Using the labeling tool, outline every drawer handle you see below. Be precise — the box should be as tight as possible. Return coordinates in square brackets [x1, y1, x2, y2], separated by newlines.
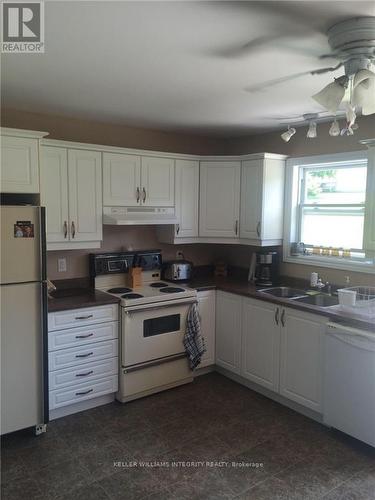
[75, 333, 94, 339]
[75, 352, 93, 358]
[76, 370, 94, 377]
[75, 389, 93, 396]
[75, 314, 93, 320]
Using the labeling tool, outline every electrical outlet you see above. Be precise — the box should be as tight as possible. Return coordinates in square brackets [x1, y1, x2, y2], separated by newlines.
[176, 251, 184, 259]
[58, 258, 67, 273]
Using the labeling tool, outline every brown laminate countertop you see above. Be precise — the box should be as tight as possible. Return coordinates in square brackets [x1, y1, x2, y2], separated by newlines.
[48, 288, 119, 313]
[187, 276, 375, 332]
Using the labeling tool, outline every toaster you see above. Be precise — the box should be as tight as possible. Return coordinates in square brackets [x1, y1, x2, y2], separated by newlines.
[162, 260, 193, 282]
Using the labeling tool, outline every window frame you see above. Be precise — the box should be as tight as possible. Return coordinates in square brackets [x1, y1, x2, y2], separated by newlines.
[284, 150, 375, 274]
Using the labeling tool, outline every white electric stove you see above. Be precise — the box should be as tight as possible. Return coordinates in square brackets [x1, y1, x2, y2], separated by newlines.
[90, 251, 195, 402]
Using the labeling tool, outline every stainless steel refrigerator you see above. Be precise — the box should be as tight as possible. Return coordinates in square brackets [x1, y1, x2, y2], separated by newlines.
[1, 205, 48, 435]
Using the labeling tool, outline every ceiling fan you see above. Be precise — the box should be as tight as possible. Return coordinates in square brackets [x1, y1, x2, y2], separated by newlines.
[241, 17, 375, 116]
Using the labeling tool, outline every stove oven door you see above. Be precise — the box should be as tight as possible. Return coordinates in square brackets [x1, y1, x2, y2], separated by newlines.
[121, 300, 194, 368]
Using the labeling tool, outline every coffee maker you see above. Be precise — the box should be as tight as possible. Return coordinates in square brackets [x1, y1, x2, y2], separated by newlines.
[249, 251, 280, 286]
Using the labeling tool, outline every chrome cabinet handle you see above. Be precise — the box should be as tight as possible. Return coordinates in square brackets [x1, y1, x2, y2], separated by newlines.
[142, 187, 146, 203]
[136, 187, 140, 203]
[176, 224, 180, 235]
[235, 220, 239, 235]
[281, 309, 285, 327]
[256, 222, 261, 238]
[71, 221, 76, 238]
[75, 352, 93, 358]
[75, 389, 93, 396]
[76, 370, 94, 377]
[63, 221, 68, 238]
[75, 333, 94, 339]
[75, 314, 93, 320]
[275, 307, 279, 325]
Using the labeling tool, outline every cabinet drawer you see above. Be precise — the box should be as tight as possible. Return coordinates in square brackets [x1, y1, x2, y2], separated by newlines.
[49, 358, 118, 390]
[48, 340, 118, 371]
[48, 304, 118, 331]
[48, 321, 118, 351]
[49, 375, 118, 410]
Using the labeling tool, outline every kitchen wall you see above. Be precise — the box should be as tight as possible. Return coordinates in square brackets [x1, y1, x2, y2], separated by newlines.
[1, 108, 229, 155]
[47, 225, 217, 280]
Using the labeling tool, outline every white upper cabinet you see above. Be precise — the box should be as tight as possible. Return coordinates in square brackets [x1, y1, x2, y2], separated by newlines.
[141, 157, 175, 206]
[199, 161, 241, 238]
[279, 307, 325, 412]
[241, 297, 280, 392]
[0, 129, 48, 193]
[67, 149, 102, 242]
[175, 159, 199, 238]
[40, 147, 69, 243]
[240, 155, 285, 245]
[103, 153, 141, 206]
[40, 145, 102, 250]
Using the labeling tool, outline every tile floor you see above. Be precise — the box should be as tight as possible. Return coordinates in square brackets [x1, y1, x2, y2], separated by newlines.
[1, 373, 374, 500]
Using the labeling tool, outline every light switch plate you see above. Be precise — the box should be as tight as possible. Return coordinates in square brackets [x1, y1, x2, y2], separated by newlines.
[58, 258, 67, 273]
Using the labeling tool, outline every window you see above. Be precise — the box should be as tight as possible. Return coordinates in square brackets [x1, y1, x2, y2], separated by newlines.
[284, 150, 375, 274]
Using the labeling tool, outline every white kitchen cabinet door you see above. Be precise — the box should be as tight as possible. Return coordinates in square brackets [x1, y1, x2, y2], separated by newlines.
[175, 159, 199, 238]
[40, 147, 69, 243]
[199, 161, 241, 238]
[241, 298, 280, 392]
[216, 291, 242, 374]
[67, 149, 102, 242]
[240, 157, 285, 244]
[1, 136, 39, 193]
[103, 152, 141, 207]
[280, 308, 326, 412]
[141, 156, 175, 206]
[197, 290, 216, 368]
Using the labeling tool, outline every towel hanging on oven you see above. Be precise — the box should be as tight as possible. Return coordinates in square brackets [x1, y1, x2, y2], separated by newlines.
[184, 303, 206, 370]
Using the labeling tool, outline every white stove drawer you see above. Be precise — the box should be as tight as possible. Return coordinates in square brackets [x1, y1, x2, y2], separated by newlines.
[48, 321, 118, 352]
[49, 357, 118, 390]
[48, 304, 118, 331]
[48, 340, 118, 371]
[49, 375, 118, 410]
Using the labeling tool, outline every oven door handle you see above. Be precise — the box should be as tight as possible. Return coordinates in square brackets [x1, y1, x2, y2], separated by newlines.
[123, 352, 187, 373]
[124, 299, 197, 314]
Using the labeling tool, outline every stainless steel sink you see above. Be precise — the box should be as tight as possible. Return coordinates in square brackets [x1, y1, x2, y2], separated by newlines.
[258, 287, 308, 299]
[293, 294, 339, 307]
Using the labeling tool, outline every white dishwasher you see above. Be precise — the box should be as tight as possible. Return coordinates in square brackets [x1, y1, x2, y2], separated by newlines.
[324, 322, 375, 447]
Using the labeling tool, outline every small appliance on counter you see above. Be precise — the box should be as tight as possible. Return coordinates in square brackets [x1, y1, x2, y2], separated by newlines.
[162, 259, 193, 282]
[249, 250, 280, 286]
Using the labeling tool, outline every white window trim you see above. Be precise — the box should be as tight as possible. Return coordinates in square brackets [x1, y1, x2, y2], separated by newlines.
[283, 150, 375, 275]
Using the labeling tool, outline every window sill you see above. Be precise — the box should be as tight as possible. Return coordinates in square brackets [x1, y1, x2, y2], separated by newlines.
[283, 254, 375, 274]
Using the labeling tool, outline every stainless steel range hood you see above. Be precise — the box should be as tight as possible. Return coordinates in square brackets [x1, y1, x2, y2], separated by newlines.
[103, 206, 178, 225]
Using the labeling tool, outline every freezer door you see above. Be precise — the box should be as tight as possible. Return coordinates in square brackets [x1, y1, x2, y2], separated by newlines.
[0, 206, 42, 284]
[1, 282, 44, 434]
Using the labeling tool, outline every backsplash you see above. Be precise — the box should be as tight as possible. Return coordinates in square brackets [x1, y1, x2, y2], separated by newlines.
[47, 225, 218, 280]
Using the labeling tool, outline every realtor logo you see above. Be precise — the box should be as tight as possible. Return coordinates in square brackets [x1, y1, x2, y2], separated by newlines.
[1, 1, 44, 53]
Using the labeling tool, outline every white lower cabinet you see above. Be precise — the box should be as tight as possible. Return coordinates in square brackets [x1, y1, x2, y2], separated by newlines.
[48, 305, 119, 417]
[197, 290, 216, 368]
[215, 291, 242, 374]
[241, 298, 280, 392]
[279, 308, 325, 412]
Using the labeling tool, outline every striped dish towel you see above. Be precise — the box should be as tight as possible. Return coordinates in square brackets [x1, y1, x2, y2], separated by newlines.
[184, 302, 206, 370]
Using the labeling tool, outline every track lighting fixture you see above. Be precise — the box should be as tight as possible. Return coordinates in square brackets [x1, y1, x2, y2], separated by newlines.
[329, 119, 340, 137]
[306, 121, 317, 138]
[280, 126, 296, 142]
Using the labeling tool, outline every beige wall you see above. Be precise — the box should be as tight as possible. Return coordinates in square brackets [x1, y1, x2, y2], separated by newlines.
[1, 108, 228, 155]
[47, 225, 216, 280]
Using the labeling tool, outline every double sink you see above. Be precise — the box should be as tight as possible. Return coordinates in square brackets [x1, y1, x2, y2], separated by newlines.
[258, 286, 339, 308]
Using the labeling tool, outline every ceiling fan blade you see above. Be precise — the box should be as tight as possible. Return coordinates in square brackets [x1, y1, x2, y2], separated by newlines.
[245, 64, 343, 93]
[213, 34, 284, 58]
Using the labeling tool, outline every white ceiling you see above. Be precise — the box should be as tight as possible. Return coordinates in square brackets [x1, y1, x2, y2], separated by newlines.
[2, 1, 374, 136]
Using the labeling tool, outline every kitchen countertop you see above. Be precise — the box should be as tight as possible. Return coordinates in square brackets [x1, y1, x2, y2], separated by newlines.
[187, 275, 375, 332]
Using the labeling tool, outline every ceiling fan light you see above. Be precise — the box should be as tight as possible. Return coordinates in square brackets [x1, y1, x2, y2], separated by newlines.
[306, 121, 317, 139]
[352, 69, 375, 115]
[312, 80, 346, 113]
[281, 127, 296, 142]
[329, 119, 340, 137]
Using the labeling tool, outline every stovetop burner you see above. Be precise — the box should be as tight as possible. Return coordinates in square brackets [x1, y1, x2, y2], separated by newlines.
[107, 287, 133, 294]
[159, 287, 185, 293]
[149, 282, 168, 288]
[121, 293, 144, 299]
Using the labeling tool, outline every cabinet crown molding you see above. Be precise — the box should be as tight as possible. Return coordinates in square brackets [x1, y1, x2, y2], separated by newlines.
[1, 127, 49, 139]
